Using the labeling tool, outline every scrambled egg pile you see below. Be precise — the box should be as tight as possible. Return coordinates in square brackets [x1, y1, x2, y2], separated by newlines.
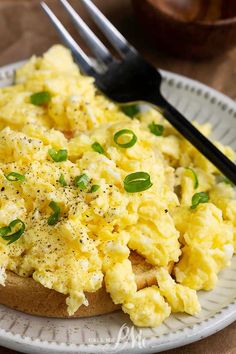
[0, 45, 235, 327]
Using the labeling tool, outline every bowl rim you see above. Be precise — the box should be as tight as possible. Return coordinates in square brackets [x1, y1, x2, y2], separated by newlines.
[142, 0, 236, 27]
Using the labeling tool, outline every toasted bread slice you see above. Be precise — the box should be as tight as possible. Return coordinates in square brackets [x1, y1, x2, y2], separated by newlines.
[0, 251, 173, 318]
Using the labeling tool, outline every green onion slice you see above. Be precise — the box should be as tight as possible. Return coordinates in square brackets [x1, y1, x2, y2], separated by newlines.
[114, 129, 137, 148]
[48, 148, 68, 162]
[91, 142, 105, 154]
[223, 177, 234, 186]
[0, 219, 25, 245]
[89, 185, 100, 193]
[74, 174, 89, 190]
[121, 105, 140, 118]
[0, 226, 10, 237]
[47, 201, 61, 225]
[30, 91, 51, 106]
[124, 172, 153, 193]
[59, 174, 67, 187]
[185, 168, 199, 189]
[5, 172, 25, 182]
[191, 192, 209, 209]
[148, 122, 164, 136]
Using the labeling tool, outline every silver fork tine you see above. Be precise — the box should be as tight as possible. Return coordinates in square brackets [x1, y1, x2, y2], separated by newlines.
[41, 2, 95, 75]
[80, 0, 136, 57]
[58, 0, 114, 65]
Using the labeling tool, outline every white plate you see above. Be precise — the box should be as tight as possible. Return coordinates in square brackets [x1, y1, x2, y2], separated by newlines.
[0, 61, 236, 354]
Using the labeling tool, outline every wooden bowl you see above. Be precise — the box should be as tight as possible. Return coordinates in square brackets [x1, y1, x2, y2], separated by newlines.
[132, 0, 236, 58]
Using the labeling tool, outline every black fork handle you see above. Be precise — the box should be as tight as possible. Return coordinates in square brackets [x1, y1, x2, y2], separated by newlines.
[148, 95, 236, 185]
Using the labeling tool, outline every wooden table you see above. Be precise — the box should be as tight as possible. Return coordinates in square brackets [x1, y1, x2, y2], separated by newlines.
[0, 0, 236, 353]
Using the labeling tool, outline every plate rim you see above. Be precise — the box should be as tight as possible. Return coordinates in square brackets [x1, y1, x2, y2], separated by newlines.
[0, 60, 235, 354]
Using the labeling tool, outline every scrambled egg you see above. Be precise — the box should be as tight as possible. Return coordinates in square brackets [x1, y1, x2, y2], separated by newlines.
[0, 45, 235, 326]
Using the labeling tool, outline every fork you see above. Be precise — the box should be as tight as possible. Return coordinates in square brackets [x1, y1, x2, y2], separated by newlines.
[41, 0, 236, 184]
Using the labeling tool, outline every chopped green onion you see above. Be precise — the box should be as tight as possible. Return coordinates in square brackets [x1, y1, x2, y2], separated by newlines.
[114, 129, 137, 148]
[185, 168, 199, 189]
[148, 122, 164, 136]
[74, 174, 89, 190]
[91, 142, 105, 154]
[0, 226, 10, 237]
[30, 91, 51, 106]
[191, 192, 209, 209]
[121, 104, 140, 118]
[124, 172, 153, 193]
[89, 185, 100, 193]
[47, 201, 61, 225]
[0, 219, 25, 245]
[5, 172, 25, 182]
[48, 148, 68, 162]
[223, 177, 234, 186]
[59, 174, 67, 187]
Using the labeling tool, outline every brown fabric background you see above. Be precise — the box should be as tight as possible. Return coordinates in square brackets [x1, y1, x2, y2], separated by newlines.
[0, 0, 236, 353]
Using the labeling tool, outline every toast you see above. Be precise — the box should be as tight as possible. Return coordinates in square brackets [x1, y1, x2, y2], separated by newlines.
[0, 251, 173, 317]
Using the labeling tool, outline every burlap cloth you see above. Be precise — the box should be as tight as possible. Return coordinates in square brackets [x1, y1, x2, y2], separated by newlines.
[0, 1, 236, 353]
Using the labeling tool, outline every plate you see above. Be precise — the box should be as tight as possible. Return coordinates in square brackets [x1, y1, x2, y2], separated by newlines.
[0, 61, 236, 354]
